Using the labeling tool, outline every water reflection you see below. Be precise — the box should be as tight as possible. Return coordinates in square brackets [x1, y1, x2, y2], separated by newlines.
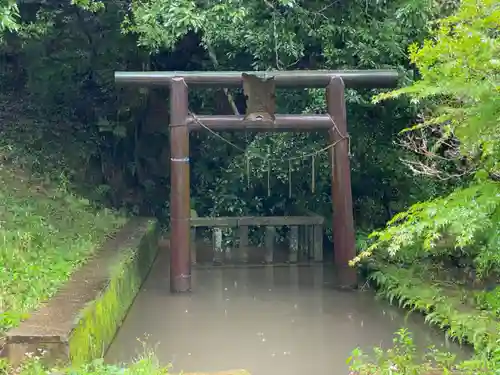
[105, 257, 469, 374]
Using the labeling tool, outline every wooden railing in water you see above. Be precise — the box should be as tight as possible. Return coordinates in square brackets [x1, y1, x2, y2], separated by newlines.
[189, 216, 324, 265]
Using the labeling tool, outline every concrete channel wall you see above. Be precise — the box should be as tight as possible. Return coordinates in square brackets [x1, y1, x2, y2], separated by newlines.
[3, 217, 160, 367]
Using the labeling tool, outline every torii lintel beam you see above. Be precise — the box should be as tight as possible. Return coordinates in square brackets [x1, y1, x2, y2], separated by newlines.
[114, 70, 400, 89]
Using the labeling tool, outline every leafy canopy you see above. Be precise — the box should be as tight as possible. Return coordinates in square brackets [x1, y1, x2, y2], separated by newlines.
[354, 0, 500, 277]
[124, 0, 442, 68]
[374, 0, 500, 174]
[1, 0, 454, 231]
[0, 0, 18, 33]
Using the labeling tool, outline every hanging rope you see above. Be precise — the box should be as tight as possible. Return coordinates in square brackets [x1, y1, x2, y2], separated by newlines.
[311, 154, 315, 193]
[188, 111, 350, 164]
[267, 145, 271, 197]
[246, 155, 251, 188]
[188, 111, 350, 196]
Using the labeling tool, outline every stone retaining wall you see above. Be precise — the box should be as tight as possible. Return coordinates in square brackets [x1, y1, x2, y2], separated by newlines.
[3, 217, 160, 367]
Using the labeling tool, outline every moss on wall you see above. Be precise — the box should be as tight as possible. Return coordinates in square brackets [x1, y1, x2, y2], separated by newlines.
[68, 219, 159, 365]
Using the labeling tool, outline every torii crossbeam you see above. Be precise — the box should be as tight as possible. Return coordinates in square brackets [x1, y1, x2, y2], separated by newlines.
[114, 70, 399, 292]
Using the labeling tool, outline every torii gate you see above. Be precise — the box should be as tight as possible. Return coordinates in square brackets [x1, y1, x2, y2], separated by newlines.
[114, 70, 399, 292]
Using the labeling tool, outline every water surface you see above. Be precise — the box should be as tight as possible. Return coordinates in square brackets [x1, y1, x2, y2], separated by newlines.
[105, 253, 468, 374]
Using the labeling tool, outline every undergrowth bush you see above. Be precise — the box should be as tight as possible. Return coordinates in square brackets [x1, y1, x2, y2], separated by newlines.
[475, 287, 500, 318]
[348, 328, 498, 374]
[354, 181, 500, 278]
[0, 352, 169, 375]
[369, 265, 500, 352]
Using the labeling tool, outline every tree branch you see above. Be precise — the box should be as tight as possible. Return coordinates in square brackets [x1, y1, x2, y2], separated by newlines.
[205, 42, 239, 115]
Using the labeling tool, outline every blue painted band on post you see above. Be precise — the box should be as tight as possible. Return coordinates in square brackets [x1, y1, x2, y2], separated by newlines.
[171, 157, 190, 162]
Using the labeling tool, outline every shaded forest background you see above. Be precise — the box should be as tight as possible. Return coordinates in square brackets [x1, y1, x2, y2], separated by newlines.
[0, 0, 458, 239]
[2, 1, 500, 371]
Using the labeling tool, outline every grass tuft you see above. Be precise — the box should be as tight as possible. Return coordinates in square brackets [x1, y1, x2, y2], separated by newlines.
[0, 157, 126, 334]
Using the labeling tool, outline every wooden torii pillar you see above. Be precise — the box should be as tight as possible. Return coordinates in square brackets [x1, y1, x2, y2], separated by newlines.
[114, 70, 399, 292]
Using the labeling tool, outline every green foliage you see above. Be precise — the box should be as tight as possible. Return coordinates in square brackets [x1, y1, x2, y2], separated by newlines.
[1, 0, 105, 36]
[354, 181, 500, 277]
[351, 3, 500, 368]
[355, 264, 500, 372]
[125, 0, 443, 68]
[0, 0, 451, 232]
[368, 264, 500, 353]
[0, 353, 169, 375]
[3, 0, 495, 373]
[0, 150, 126, 334]
[0, 0, 18, 34]
[348, 328, 497, 374]
[374, 0, 500, 174]
[355, 0, 500, 280]
[475, 286, 500, 318]
[123, 0, 451, 229]
[70, 0, 105, 13]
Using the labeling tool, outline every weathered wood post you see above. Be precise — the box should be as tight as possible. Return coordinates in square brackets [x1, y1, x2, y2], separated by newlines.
[213, 228, 223, 264]
[264, 226, 276, 263]
[224, 229, 233, 262]
[307, 225, 314, 259]
[169, 77, 191, 293]
[190, 209, 198, 265]
[288, 226, 299, 263]
[327, 76, 357, 288]
[190, 227, 197, 265]
[313, 224, 323, 262]
[238, 225, 249, 263]
[298, 226, 306, 260]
